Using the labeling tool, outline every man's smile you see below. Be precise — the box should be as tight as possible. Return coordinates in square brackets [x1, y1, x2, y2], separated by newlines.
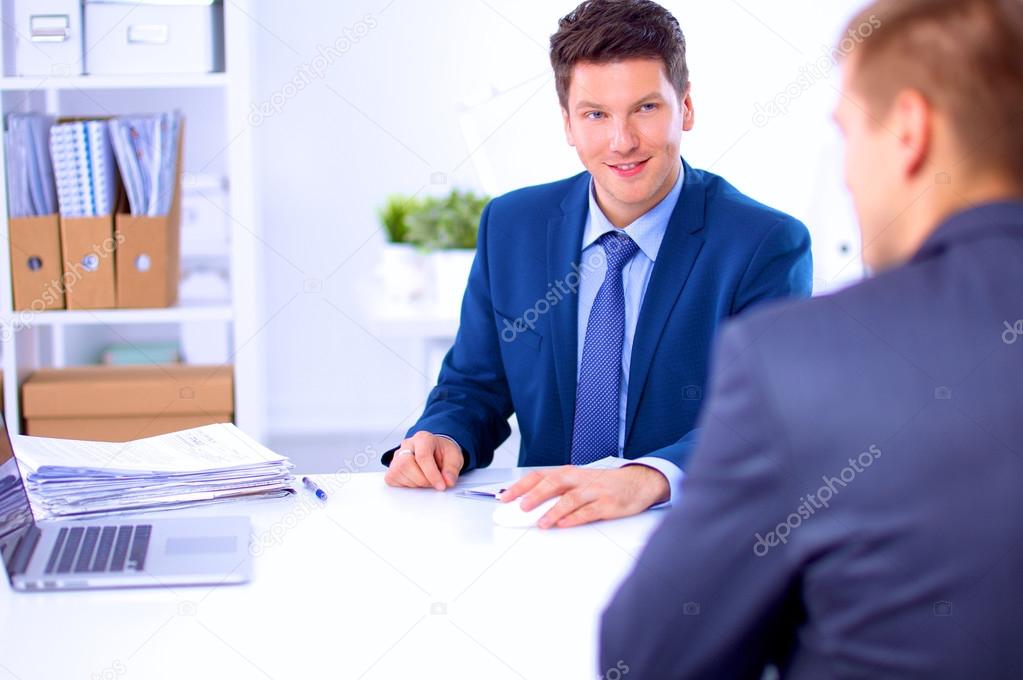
[606, 158, 650, 177]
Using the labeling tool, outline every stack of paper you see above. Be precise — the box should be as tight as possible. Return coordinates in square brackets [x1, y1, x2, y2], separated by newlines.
[14, 424, 295, 519]
[109, 111, 182, 216]
[4, 113, 58, 217]
[49, 120, 118, 217]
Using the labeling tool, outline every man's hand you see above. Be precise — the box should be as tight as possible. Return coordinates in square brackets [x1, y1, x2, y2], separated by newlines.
[383, 431, 464, 491]
[499, 464, 670, 529]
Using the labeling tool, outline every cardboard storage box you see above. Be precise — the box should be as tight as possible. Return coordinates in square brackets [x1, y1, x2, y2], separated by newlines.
[26, 414, 230, 441]
[22, 364, 233, 442]
[54, 115, 119, 310]
[114, 120, 184, 309]
[84, 0, 224, 75]
[59, 214, 117, 309]
[9, 214, 66, 311]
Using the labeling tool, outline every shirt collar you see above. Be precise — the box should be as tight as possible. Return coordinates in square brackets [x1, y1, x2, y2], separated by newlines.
[582, 162, 685, 262]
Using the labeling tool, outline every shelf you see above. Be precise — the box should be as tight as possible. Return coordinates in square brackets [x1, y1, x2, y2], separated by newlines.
[0, 73, 228, 91]
[0, 1, 264, 440]
[4, 304, 233, 327]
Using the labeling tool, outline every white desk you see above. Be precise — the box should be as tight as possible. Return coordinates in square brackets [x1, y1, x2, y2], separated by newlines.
[0, 469, 664, 679]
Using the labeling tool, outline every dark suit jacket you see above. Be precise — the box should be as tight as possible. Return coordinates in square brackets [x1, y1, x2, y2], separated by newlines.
[384, 159, 812, 471]
[601, 201, 1023, 678]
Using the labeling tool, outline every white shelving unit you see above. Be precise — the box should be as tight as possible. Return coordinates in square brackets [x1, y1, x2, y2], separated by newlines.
[0, 3, 266, 441]
[0, 73, 229, 91]
[10, 304, 235, 327]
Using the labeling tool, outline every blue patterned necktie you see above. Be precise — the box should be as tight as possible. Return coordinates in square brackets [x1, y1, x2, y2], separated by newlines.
[570, 231, 640, 465]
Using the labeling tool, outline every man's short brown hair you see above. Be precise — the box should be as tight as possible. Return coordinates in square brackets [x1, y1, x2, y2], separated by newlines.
[549, 0, 688, 109]
[844, 0, 1023, 183]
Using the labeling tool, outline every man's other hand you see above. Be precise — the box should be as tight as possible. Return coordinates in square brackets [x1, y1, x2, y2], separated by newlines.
[499, 464, 669, 528]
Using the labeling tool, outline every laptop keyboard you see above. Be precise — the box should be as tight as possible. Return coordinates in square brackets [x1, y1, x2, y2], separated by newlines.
[44, 525, 152, 574]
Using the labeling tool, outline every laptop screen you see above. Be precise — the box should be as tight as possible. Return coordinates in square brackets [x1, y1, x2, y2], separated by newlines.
[0, 416, 35, 572]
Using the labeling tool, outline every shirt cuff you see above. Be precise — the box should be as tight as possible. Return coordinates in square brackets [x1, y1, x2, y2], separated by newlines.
[434, 433, 462, 449]
[623, 457, 685, 507]
[385, 434, 461, 465]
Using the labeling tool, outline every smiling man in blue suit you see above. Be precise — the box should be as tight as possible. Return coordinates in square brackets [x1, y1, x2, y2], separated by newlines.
[383, 0, 812, 527]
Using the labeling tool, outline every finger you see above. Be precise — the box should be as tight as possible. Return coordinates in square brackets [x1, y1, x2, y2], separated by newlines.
[554, 500, 606, 529]
[521, 468, 575, 511]
[383, 453, 407, 486]
[500, 471, 545, 503]
[386, 455, 430, 488]
[439, 443, 463, 488]
[385, 439, 415, 470]
[385, 462, 419, 487]
[411, 435, 446, 491]
[384, 460, 424, 487]
[538, 491, 592, 529]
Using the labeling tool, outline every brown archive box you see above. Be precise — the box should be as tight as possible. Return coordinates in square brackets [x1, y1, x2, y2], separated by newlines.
[22, 364, 233, 442]
[26, 414, 230, 442]
[60, 214, 117, 309]
[9, 214, 65, 310]
[54, 115, 119, 310]
[115, 120, 185, 309]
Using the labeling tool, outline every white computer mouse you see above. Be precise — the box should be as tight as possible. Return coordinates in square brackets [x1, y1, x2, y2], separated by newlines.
[492, 496, 561, 528]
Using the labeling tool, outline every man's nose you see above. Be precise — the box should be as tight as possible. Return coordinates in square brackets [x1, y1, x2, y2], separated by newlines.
[609, 119, 639, 154]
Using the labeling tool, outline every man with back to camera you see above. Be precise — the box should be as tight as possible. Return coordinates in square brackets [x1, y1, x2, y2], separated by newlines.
[382, 0, 813, 528]
[601, 0, 1023, 676]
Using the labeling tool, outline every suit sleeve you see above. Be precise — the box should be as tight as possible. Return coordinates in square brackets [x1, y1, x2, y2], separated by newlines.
[600, 320, 801, 679]
[381, 201, 514, 472]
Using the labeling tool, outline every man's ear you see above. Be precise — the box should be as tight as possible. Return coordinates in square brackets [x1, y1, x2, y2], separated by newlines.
[682, 86, 695, 132]
[562, 107, 576, 147]
[892, 89, 931, 178]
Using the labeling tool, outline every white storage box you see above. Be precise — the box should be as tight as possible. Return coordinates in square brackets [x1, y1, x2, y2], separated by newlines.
[6, 0, 84, 76]
[83, 0, 223, 75]
[180, 175, 230, 259]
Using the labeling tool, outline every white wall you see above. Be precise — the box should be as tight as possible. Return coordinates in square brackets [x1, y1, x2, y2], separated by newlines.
[247, 0, 870, 436]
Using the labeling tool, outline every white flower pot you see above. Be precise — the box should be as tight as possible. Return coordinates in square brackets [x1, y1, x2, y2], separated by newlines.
[428, 248, 475, 317]
[375, 243, 428, 313]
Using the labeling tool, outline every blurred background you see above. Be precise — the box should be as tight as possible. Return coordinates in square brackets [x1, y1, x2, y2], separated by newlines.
[251, 0, 868, 468]
[0, 0, 871, 471]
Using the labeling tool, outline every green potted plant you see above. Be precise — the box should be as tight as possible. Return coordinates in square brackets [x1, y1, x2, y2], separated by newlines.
[378, 189, 489, 314]
[379, 193, 416, 245]
[377, 194, 428, 309]
[402, 189, 486, 250]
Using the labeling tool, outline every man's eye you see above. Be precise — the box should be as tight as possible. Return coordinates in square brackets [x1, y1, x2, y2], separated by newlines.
[585, 111, 605, 120]
[639, 103, 658, 112]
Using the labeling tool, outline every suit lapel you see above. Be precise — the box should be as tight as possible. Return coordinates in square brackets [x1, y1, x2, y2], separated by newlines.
[624, 161, 707, 445]
[548, 173, 590, 457]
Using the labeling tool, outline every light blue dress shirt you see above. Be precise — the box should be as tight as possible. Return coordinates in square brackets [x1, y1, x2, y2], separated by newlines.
[576, 164, 686, 503]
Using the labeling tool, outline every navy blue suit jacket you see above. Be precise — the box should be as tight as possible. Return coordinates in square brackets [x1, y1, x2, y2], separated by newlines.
[384, 160, 812, 472]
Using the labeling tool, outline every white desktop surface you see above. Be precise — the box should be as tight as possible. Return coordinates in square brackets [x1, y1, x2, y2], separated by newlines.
[0, 469, 665, 679]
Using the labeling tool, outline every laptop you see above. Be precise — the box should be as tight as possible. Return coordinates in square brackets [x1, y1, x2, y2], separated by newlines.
[0, 416, 252, 591]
